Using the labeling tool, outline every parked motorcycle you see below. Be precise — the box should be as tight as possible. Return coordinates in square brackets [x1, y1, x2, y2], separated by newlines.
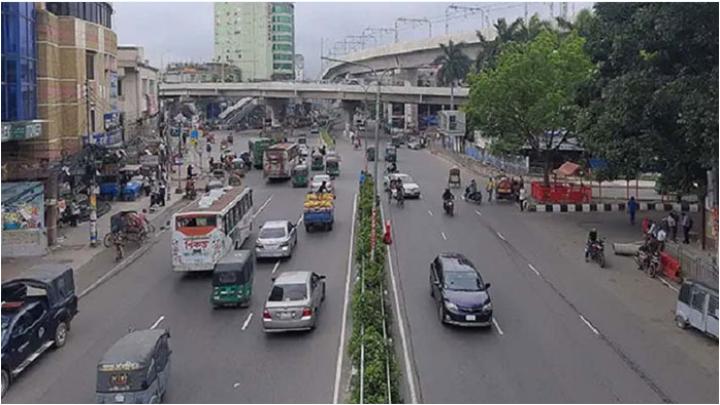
[635, 246, 661, 278]
[443, 198, 455, 216]
[586, 239, 606, 268]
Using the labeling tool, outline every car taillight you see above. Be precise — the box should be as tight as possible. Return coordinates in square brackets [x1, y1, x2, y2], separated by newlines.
[263, 309, 272, 319]
[302, 307, 312, 317]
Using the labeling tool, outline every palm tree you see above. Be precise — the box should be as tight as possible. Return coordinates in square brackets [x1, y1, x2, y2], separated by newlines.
[475, 14, 555, 72]
[556, 9, 596, 38]
[434, 40, 472, 110]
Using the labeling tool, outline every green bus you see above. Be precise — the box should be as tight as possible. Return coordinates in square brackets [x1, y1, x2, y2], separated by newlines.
[248, 138, 275, 169]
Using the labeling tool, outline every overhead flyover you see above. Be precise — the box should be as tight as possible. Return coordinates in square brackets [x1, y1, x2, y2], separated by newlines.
[158, 81, 469, 106]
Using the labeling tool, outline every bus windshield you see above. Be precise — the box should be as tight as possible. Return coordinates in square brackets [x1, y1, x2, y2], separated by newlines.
[176, 215, 217, 229]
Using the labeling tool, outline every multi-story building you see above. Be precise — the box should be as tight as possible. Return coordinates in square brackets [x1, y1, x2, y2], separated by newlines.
[294, 54, 304, 81]
[162, 62, 242, 84]
[214, 2, 294, 81]
[117, 45, 158, 139]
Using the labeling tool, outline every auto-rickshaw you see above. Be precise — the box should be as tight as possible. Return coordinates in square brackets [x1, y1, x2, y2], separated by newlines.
[675, 279, 718, 339]
[448, 166, 461, 188]
[298, 136, 307, 145]
[292, 164, 309, 187]
[96, 328, 171, 404]
[366, 146, 376, 162]
[231, 158, 246, 177]
[311, 154, 325, 171]
[384, 146, 397, 163]
[495, 176, 514, 200]
[211, 249, 255, 308]
[226, 134, 234, 144]
[326, 156, 340, 178]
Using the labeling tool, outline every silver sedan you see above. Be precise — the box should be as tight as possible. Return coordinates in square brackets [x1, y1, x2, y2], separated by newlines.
[262, 271, 326, 333]
[255, 220, 298, 259]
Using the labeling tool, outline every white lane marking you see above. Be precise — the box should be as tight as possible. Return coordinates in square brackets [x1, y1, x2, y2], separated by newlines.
[297, 213, 304, 225]
[150, 315, 165, 330]
[496, 231, 506, 241]
[659, 277, 679, 292]
[380, 204, 419, 404]
[333, 193, 357, 404]
[492, 317, 504, 336]
[475, 210, 482, 216]
[271, 260, 281, 275]
[579, 315, 600, 335]
[233, 382, 241, 389]
[252, 195, 273, 219]
[528, 263, 540, 276]
[241, 313, 254, 331]
[427, 210, 433, 216]
[441, 232, 447, 240]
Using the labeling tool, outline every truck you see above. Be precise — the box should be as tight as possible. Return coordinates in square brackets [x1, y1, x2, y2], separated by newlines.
[2, 265, 78, 397]
[248, 138, 275, 169]
[303, 192, 334, 232]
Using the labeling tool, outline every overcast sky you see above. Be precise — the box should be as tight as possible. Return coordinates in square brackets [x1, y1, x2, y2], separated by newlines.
[113, 1, 593, 79]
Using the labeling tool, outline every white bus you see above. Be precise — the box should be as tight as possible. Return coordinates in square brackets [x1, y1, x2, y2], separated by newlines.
[171, 186, 253, 272]
[263, 143, 299, 180]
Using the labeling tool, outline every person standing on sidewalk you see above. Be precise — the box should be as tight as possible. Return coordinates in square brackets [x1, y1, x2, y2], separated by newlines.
[628, 196, 639, 225]
[666, 213, 677, 242]
[486, 178, 495, 202]
[681, 212, 693, 244]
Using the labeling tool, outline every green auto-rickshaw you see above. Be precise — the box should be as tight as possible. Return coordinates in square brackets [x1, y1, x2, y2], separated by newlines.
[292, 164, 309, 187]
[326, 156, 340, 178]
[384, 146, 397, 163]
[211, 249, 255, 308]
[366, 146, 376, 162]
[311, 154, 325, 171]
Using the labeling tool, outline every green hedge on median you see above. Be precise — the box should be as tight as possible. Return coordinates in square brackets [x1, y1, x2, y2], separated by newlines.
[348, 178, 401, 404]
[321, 128, 335, 148]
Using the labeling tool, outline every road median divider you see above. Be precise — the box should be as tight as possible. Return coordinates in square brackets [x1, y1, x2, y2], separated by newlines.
[348, 178, 401, 403]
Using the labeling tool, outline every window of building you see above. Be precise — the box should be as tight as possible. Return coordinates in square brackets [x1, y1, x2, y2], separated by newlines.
[274, 53, 293, 61]
[86, 51, 95, 80]
[273, 63, 292, 71]
[272, 24, 292, 33]
[1, 2, 37, 121]
[117, 78, 123, 96]
[273, 34, 292, 42]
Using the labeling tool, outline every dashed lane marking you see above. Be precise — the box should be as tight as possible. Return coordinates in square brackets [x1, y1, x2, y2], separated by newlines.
[272, 260, 281, 275]
[253, 195, 273, 219]
[150, 315, 165, 330]
[441, 232, 447, 241]
[658, 277, 679, 292]
[241, 313, 253, 331]
[475, 210, 482, 216]
[528, 264, 540, 276]
[492, 317, 504, 335]
[496, 231, 506, 241]
[579, 315, 600, 335]
[427, 210, 434, 216]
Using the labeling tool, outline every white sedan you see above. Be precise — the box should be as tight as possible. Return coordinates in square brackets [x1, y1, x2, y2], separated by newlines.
[310, 174, 334, 193]
[383, 173, 421, 198]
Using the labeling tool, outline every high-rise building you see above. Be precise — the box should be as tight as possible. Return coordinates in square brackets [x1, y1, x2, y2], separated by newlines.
[294, 54, 304, 81]
[214, 2, 295, 81]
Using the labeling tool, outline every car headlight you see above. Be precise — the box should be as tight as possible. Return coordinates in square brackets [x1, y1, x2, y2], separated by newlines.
[482, 302, 493, 312]
[256, 243, 263, 249]
[444, 301, 458, 311]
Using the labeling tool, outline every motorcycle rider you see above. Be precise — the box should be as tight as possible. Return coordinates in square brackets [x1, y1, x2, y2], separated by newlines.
[585, 228, 599, 259]
[465, 179, 478, 199]
[443, 188, 455, 202]
[388, 162, 398, 174]
[395, 179, 404, 205]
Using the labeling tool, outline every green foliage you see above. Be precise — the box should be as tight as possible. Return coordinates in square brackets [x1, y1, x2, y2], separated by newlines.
[320, 129, 335, 148]
[348, 178, 401, 403]
[466, 30, 593, 184]
[434, 40, 472, 86]
[578, 3, 718, 194]
[475, 13, 555, 72]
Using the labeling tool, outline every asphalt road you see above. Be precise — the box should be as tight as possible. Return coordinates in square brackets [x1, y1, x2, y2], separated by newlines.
[382, 139, 718, 403]
[5, 128, 717, 404]
[4, 129, 363, 403]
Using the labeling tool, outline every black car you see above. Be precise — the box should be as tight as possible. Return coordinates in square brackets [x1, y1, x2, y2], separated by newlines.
[430, 253, 493, 327]
[1, 265, 78, 397]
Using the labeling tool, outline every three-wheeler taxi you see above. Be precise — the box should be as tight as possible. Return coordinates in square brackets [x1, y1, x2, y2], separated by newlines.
[675, 279, 718, 339]
[211, 250, 255, 308]
[384, 146, 397, 163]
[311, 153, 325, 171]
[366, 146, 376, 162]
[96, 328, 171, 403]
[292, 164, 309, 187]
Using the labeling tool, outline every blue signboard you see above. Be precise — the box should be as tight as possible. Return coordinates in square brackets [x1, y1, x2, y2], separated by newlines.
[191, 129, 199, 139]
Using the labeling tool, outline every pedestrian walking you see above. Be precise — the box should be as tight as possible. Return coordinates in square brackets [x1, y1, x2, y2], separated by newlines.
[486, 178, 495, 202]
[681, 212, 693, 244]
[518, 186, 527, 211]
[627, 196, 639, 225]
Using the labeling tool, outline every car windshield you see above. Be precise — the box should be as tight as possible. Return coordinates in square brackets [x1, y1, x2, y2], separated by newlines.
[268, 283, 307, 301]
[259, 226, 286, 239]
[444, 270, 484, 291]
[397, 174, 414, 183]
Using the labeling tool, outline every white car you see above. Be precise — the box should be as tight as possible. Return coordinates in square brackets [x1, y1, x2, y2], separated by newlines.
[310, 174, 333, 193]
[298, 144, 309, 157]
[384, 173, 421, 198]
[255, 220, 298, 259]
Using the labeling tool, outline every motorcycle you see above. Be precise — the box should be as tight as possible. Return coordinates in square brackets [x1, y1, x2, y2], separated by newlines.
[443, 198, 455, 216]
[394, 189, 405, 208]
[464, 189, 482, 205]
[635, 245, 661, 278]
[586, 239, 606, 268]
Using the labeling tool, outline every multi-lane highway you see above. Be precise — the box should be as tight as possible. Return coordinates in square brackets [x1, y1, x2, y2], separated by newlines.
[4, 128, 717, 404]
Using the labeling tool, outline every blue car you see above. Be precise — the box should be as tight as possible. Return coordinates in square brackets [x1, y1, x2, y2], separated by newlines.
[430, 252, 493, 327]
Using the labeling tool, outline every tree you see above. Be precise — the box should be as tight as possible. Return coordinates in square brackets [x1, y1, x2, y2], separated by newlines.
[466, 30, 593, 185]
[475, 14, 555, 72]
[578, 3, 718, 195]
[433, 40, 472, 109]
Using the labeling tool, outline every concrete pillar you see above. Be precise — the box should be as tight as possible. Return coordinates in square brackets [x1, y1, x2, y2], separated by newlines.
[340, 100, 359, 133]
[385, 103, 393, 126]
[404, 103, 418, 131]
[265, 98, 287, 127]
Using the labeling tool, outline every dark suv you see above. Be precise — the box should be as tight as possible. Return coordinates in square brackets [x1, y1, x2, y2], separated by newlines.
[1, 265, 78, 397]
[430, 253, 493, 327]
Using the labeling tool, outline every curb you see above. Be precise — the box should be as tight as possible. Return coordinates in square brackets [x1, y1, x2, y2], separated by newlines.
[528, 202, 700, 213]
